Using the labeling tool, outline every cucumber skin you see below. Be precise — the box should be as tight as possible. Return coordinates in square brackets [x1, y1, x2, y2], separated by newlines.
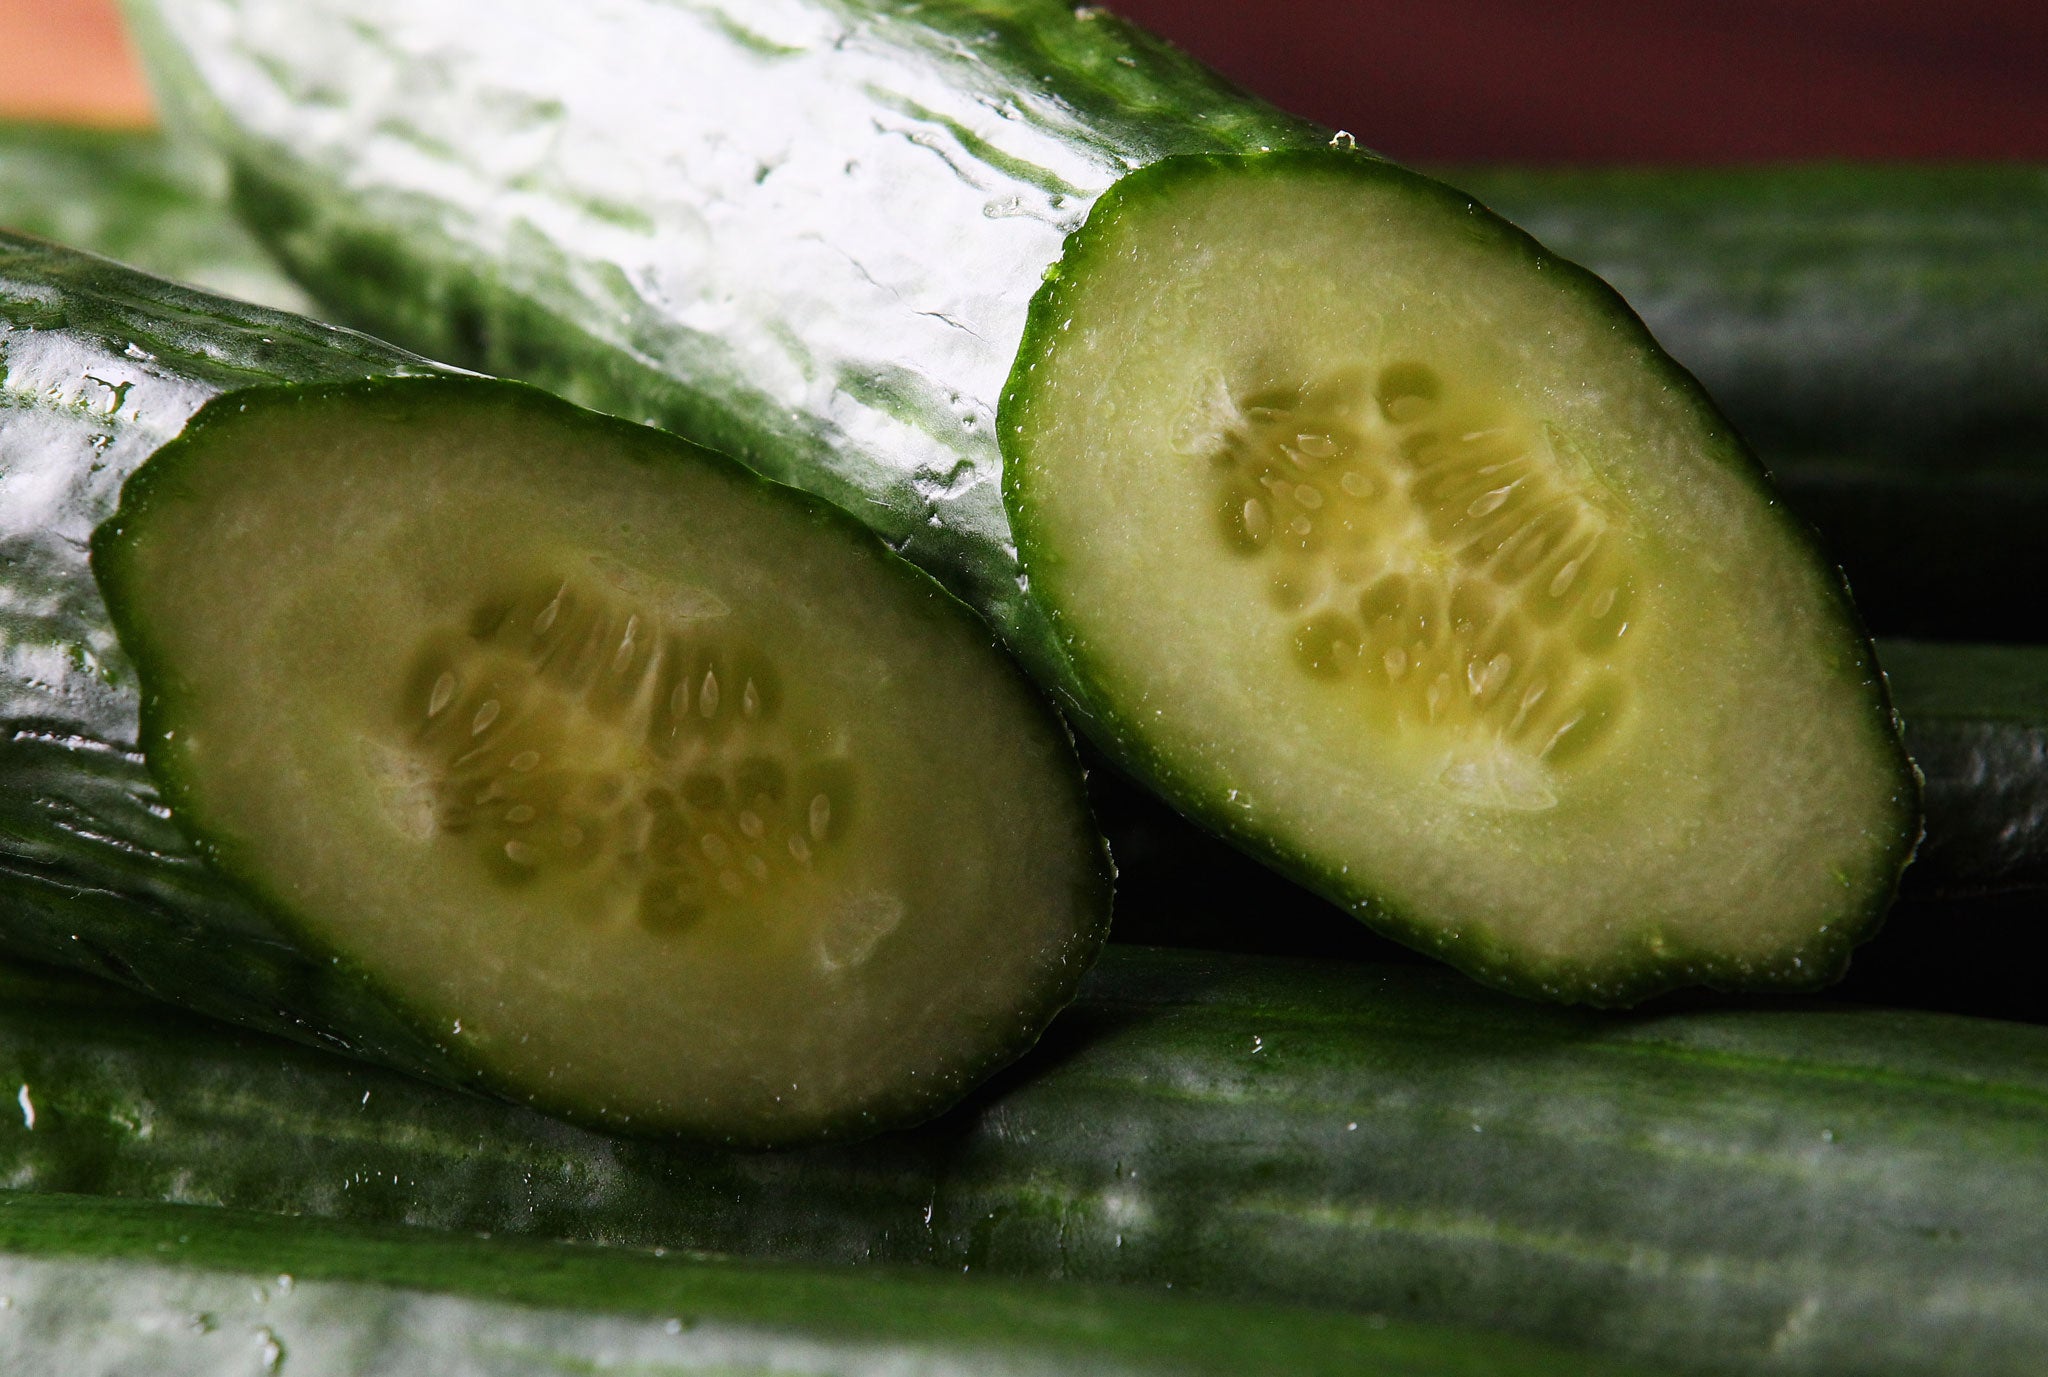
[127, 0, 1915, 1003]
[3, 1195, 1623, 1377]
[0, 121, 311, 313]
[1881, 640, 2048, 894]
[0, 231, 475, 1092]
[5, 947, 2046, 1377]
[0, 232, 1110, 1144]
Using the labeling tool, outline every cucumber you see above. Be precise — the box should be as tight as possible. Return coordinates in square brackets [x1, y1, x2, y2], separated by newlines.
[0, 231, 1109, 1144]
[2, 1196, 1560, 1377]
[1447, 164, 2048, 643]
[129, 0, 1917, 1003]
[2, 1194, 1633, 1377]
[0, 120, 310, 312]
[0, 130, 2031, 906]
[6, 945, 2047, 1377]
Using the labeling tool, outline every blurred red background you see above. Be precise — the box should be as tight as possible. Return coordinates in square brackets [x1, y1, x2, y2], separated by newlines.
[2, 0, 2045, 159]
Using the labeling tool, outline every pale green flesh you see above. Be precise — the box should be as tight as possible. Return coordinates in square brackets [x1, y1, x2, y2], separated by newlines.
[114, 394, 1095, 1138]
[1017, 168, 1897, 982]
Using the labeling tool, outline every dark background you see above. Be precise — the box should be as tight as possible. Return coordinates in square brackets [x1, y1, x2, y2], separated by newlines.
[1118, 0, 2048, 161]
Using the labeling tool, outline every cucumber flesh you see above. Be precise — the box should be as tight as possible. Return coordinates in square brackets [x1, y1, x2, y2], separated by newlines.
[92, 380, 1106, 1144]
[1007, 155, 1915, 1000]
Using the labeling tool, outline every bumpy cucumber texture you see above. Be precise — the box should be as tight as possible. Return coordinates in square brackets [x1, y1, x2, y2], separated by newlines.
[1006, 155, 1914, 1000]
[127, 0, 1916, 1001]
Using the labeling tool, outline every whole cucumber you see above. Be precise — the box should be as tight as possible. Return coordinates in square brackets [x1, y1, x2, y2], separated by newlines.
[4, 945, 2046, 1376]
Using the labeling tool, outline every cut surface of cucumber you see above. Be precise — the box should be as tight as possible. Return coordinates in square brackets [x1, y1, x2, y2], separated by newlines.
[93, 381, 1104, 1141]
[1006, 155, 1915, 1000]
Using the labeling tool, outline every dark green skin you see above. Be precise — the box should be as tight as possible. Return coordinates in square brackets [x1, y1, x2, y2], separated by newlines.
[126, 0, 1915, 1003]
[0, 121, 310, 313]
[1882, 640, 2048, 894]
[1450, 165, 2048, 643]
[5, 945, 2048, 1376]
[1, 1194, 1628, 1377]
[1, 232, 1109, 1144]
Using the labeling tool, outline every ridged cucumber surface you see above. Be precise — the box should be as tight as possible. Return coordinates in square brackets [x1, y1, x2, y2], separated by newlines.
[1, 1193, 1630, 1377]
[4, 946, 2046, 1377]
[0, 232, 1108, 1144]
[128, 0, 1916, 1003]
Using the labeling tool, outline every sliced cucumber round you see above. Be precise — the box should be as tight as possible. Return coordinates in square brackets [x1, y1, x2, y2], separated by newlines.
[1003, 153, 1916, 1003]
[95, 380, 1108, 1143]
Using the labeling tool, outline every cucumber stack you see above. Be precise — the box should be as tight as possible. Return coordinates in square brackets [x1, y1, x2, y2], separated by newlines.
[0, 0, 2042, 1374]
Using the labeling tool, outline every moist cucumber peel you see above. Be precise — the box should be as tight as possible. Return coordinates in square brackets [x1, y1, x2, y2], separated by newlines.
[10, 947, 2048, 1377]
[0, 1196, 1643, 1377]
[2, 232, 1109, 1144]
[1004, 152, 1915, 1001]
[127, 0, 1915, 1002]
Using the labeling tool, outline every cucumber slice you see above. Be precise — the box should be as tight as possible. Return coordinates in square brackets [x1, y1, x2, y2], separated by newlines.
[94, 382, 1105, 1142]
[0, 234, 1106, 1146]
[1006, 155, 1914, 1001]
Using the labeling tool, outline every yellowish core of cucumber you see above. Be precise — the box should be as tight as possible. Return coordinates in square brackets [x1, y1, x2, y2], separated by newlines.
[123, 398, 1091, 1137]
[1018, 169, 1897, 980]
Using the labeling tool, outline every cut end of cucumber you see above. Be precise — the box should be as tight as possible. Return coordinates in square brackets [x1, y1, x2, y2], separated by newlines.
[1003, 152, 1916, 1003]
[96, 380, 1109, 1142]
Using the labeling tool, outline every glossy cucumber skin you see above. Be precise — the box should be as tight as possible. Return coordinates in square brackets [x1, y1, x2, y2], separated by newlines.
[5, 946, 2047, 1377]
[1881, 640, 2048, 894]
[0, 120, 311, 313]
[127, 0, 1915, 1002]
[0, 231, 474, 1088]
[1451, 165, 2048, 642]
[2, 1194, 1625, 1377]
